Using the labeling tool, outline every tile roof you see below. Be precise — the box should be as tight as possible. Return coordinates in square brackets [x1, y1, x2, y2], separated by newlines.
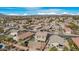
[35, 31, 48, 41]
[72, 37, 79, 48]
[18, 32, 33, 39]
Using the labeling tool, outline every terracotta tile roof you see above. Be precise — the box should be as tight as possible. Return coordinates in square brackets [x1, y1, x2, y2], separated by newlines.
[28, 42, 46, 51]
[18, 32, 33, 39]
[72, 37, 79, 48]
[35, 42, 46, 50]
[12, 43, 29, 50]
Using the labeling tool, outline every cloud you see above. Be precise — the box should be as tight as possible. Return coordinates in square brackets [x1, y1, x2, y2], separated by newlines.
[37, 9, 63, 15]
[75, 13, 79, 15]
[37, 8, 79, 15]
[23, 13, 28, 15]
[37, 10, 76, 15]
[61, 12, 73, 15]
[38, 9, 62, 13]
[0, 7, 78, 15]
[6, 13, 28, 15]
[38, 12, 57, 15]
[61, 12, 69, 14]
[6, 13, 20, 15]
[61, 12, 77, 15]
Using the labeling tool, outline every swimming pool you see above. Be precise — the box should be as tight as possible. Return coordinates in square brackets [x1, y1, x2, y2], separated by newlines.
[0, 43, 5, 49]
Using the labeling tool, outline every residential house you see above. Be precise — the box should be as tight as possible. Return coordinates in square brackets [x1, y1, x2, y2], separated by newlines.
[9, 30, 18, 41]
[18, 32, 34, 41]
[35, 31, 48, 42]
[34, 31, 48, 50]
[33, 25, 42, 31]
[48, 35, 65, 50]
[64, 26, 72, 34]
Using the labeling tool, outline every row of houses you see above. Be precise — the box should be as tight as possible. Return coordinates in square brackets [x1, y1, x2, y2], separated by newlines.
[9, 30, 66, 51]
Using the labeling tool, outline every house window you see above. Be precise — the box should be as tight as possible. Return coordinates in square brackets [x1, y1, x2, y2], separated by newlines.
[57, 44, 63, 48]
[52, 44, 53, 46]
[48, 44, 50, 46]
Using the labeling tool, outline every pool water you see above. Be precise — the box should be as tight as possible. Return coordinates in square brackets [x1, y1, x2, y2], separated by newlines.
[0, 44, 3, 49]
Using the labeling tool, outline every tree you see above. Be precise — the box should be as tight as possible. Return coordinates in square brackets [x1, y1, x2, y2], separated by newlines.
[0, 27, 4, 33]
[49, 47, 58, 51]
[67, 22, 79, 30]
[63, 47, 69, 51]
[67, 39, 79, 51]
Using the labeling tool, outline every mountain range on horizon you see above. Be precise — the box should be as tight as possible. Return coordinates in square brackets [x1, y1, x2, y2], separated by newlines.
[0, 13, 79, 16]
[0, 7, 79, 15]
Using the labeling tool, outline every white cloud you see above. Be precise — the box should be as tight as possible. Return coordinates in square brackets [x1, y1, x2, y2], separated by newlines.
[37, 11, 77, 15]
[6, 13, 28, 15]
[23, 13, 28, 15]
[61, 12, 77, 15]
[7, 13, 20, 15]
[37, 9, 79, 15]
[75, 13, 79, 15]
[37, 9, 63, 15]
[61, 12, 69, 14]
[38, 12, 57, 15]
[38, 9, 62, 13]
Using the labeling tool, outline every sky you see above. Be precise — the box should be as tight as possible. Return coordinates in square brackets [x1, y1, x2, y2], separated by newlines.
[0, 7, 79, 15]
